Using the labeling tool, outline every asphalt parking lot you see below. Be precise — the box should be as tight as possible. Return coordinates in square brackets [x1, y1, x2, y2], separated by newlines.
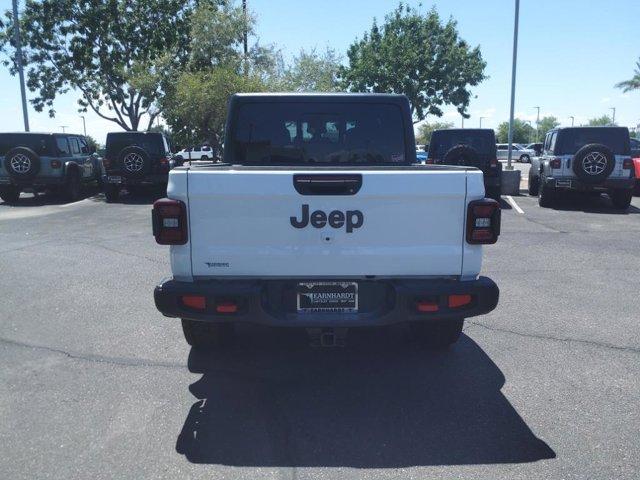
[1, 184, 639, 480]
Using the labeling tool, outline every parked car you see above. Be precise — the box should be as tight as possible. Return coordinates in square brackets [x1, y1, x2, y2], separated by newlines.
[0, 132, 100, 204]
[153, 93, 500, 350]
[630, 137, 640, 158]
[415, 150, 428, 162]
[631, 138, 640, 195]
[175, 145, 215, 162]
[528, 127, 634, 209]
[102, 131, 174, 203]
[526, 142, 543, 157]
[428, 129, 501, 200]
[496, 143, 535, 163]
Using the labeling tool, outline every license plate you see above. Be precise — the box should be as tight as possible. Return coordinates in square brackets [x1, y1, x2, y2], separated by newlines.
[297, 282, 358, 313]
[107, 176, 122, 183]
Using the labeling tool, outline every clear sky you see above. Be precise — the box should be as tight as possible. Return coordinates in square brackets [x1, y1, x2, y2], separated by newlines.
[0, 0, 638, 144]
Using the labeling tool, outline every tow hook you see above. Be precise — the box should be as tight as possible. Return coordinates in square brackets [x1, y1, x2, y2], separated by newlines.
[307, 328, 348, 347]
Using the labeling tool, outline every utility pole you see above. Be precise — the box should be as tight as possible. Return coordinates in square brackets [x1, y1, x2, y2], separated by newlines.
[60, 125, 68, 133]
[80, 115, 86, 136]
[12, 0, 29, 132]
[242, 0, 248, 76]
[524, 120, 533, 142]
[506, 0, 520, 171]
[609, 107, 616, 125]
[479, 117, 486, 128]
[461, 116, 464, 128]
[533, 106, 540, 141]
[569, 116, 575, 127]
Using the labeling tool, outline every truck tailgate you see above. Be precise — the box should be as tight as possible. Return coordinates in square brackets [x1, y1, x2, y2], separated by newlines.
[187, 169, 469, 277]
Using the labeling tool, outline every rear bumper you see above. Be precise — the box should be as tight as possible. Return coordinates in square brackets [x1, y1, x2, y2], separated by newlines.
[0, 175, 65, 188]
[154, 276, 499, 327]
[543, 175, 634, 191]
[103, 173, 168, 185]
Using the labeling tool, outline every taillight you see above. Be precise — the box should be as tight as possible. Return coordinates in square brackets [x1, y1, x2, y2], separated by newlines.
[50, 160, 61, 169]
[427, 158, 437, 164]
[622, 157, 633, 169]
[152, 198, 188, 245]
[490, 158, 498, 168]
[550, 157, 562, 169]
[103, 158, 112, 169]
[466, 199, 501, 245]
[181, 295, 206, 310]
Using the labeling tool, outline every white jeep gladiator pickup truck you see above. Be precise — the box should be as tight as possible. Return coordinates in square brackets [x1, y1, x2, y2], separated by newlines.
[153, 93, 500, 348]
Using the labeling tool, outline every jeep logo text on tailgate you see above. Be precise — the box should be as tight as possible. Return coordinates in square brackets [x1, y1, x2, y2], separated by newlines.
[290, 204, 364, 233]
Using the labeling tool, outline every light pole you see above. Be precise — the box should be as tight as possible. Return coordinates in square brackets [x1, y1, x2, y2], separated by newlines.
[12, 0, 29, 131]
[533, 106, 540, 141]
[80, 115, 86, 136]
[506, 0, 520, 171]
[461, 115, 464, 128]
[479, 116, 486, 128]
[60, 125, 68, 133]
[524, 120, 533, 143]
[569, 116, 575, 127]
[609, 107, 616, 125]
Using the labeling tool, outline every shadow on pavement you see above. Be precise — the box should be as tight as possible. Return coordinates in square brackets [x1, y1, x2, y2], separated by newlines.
[550, 192, 640, 215]
[87, 187, 165, 205]
[177, 326, 555, 468]
[0, 186, 102, 207]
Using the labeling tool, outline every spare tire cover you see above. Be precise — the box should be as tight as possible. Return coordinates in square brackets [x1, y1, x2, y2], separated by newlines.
[572, 143, 615, 184]
[443, 144, 480, 167]
[118, 146, 150, 178]
[4, 146, 41, 179]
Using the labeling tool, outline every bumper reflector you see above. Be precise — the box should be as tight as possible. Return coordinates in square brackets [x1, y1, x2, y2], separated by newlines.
[448, 294, 472, 308]
[181, 295, 206, 310]
[416, 300, 439, 312]
[216, 302, 238, 314]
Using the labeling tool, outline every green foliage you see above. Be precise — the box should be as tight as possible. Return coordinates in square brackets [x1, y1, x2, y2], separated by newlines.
[536, 116, 560, 141]
[496, 119, 535, 143]
[415, 120, 455, 144]
[0, 0, 211, 130]
[587, 115, 615, 126]
[277, 48, 342, 92]
[161, 68, 264, 149]
[84, 135, 99, 151]
[615, 58, 640, 93]
[339, 3, 486, 121]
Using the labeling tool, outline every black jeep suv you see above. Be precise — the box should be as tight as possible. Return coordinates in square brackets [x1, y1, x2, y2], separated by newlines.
[103, 132, 173, 202]
[529, 127, 634, 209]
[427, 129, 502, 200]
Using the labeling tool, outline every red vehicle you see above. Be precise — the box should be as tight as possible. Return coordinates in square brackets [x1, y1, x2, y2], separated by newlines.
[633, 157, 640, 195]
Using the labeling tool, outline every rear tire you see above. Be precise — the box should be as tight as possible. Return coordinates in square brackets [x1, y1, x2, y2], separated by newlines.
[538, 174, 556, 208]
[181, 319, 235, 349]
[104, 184, 120, 203]
[610, 189, 632, 210]
[0, 186, 20, 204]
[64, 171, 81, 202]
[409, 319, 464, 349]
[528, 172, 540, 196]
[486, 186, 501, 201]
[520, 154, 530, 163]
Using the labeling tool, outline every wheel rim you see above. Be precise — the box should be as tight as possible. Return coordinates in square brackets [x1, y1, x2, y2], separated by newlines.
[10, 153, 31, 173]
[581, 152, 607, 175]
[123, 152, 144, 172]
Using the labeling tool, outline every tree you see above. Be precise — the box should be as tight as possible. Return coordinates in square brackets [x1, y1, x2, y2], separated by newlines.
[536, 116, 560, 141]
[84, 135, 99, 151]
[339, 4, 486, 122]
[0, 1, 211, 131]
[161, 68, 264, 149]
[496, 119, 535, 144]
[278, 48, 342, 92]
[615, 58, 640, 93]
[587, 115, 615, 126]
[415, 120, 454, 144]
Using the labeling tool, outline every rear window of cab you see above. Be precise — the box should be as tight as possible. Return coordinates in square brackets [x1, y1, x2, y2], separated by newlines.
[0, 133, 54, 156]
[428, 130, 497, 159]
[106, 133, 167, 157]
[555, 128, 630, 155]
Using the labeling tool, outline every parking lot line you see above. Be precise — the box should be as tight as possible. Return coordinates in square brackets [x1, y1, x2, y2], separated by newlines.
[505, 195, 524, 214]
